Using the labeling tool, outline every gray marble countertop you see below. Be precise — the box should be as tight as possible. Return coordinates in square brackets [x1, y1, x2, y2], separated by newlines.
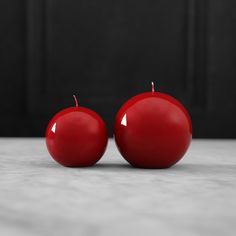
[0, 138, 235, 236]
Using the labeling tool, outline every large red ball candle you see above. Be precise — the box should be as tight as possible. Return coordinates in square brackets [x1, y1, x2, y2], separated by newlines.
[114, 83, 192, 168]
[46, 96, 108, 167]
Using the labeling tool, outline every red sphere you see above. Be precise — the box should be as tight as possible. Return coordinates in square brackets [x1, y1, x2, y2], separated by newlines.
[114, 89, 192, 169]
[46, 99, 108, 167]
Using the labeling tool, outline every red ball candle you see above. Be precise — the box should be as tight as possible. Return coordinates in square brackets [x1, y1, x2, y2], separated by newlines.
[114, 83, 192, 168]
[46, 96, 108, 167]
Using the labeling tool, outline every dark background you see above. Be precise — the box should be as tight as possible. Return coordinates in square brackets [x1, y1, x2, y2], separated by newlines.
[0, 0, 235, 138]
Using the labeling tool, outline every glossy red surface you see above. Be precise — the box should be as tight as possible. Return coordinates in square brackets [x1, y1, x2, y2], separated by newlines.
[46, 106, 108, 167]
[114, 91, 192, 168]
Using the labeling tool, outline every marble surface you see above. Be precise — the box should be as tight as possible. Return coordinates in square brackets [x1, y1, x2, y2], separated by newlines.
[0, 138, 236, 236]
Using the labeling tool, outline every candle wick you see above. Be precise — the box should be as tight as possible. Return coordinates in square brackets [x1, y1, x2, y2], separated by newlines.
[73, 95, 79, 107]
[151, 82, 155, 92]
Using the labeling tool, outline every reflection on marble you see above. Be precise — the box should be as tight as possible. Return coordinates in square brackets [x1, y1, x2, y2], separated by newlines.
[0, 138, 235, 236]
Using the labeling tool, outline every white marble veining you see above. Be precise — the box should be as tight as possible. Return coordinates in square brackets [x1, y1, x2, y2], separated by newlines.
[0, 138, 236, 236]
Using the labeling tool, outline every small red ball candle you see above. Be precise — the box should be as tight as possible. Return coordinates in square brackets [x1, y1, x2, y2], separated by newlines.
[46, 96, 108, 167]
[114, 83, 192, 168]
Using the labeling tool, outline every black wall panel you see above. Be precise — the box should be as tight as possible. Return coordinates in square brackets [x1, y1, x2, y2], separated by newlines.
[0, 0, 235, 137]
